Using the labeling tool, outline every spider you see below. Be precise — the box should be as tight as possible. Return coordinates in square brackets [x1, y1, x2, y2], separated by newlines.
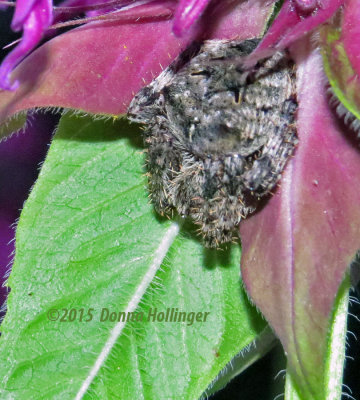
[128, 38, 298, 247]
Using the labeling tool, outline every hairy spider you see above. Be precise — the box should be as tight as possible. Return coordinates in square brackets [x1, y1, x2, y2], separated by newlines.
[128, 38, 298, 247]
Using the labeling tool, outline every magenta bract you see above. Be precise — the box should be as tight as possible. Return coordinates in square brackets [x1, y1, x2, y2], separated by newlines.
[240, 39, 360, 398]
[0, 0, 271, 124]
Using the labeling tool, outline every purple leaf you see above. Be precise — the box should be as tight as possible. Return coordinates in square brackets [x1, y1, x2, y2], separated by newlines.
[0, 0, 273, 127]
[240, 39, 360, 398]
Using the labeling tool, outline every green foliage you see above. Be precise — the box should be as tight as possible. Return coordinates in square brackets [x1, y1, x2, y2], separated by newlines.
[0, 112, 27, 141]
[321, 24, 360, 122]
[0, 113, 267, 399]
[284, 273, 349, 400]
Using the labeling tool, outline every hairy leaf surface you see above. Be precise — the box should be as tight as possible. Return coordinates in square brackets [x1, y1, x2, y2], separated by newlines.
[0, 114, 266, 399]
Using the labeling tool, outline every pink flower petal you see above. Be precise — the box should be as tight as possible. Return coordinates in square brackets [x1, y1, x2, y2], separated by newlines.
[11, 0, 38, 31]
[240, 40, 360, 398]
[1, 7, 45, 90]
[55, 0, 120, 19]
[173, 0, 211, 36]
[294, 0, 319, 12]
[0, 0, 53, 90]
[245, 0, 301, 63]
[278, 0, 343, 48]
[248, 0, 343, 63]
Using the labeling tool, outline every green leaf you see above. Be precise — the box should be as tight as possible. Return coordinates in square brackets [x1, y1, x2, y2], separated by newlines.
[0, 111, 27, 141]
[320, 20, 360, 123]
[0, 113, 267, 399]
[207, 326, 277, 396]
[323, 273, 349, 400]
[284, 273, 350, 400]
[285, 372, 302, 400]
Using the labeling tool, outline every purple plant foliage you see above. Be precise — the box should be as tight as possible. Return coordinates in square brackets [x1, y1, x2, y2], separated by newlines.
[0, 0, 216, 90]
[0, 0, 269, 125]
[0, 0, 354, 91]
[240, 38, 360, 397]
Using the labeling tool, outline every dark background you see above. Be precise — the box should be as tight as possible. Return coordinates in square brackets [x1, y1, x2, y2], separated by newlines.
[0, 5, 359, 400]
